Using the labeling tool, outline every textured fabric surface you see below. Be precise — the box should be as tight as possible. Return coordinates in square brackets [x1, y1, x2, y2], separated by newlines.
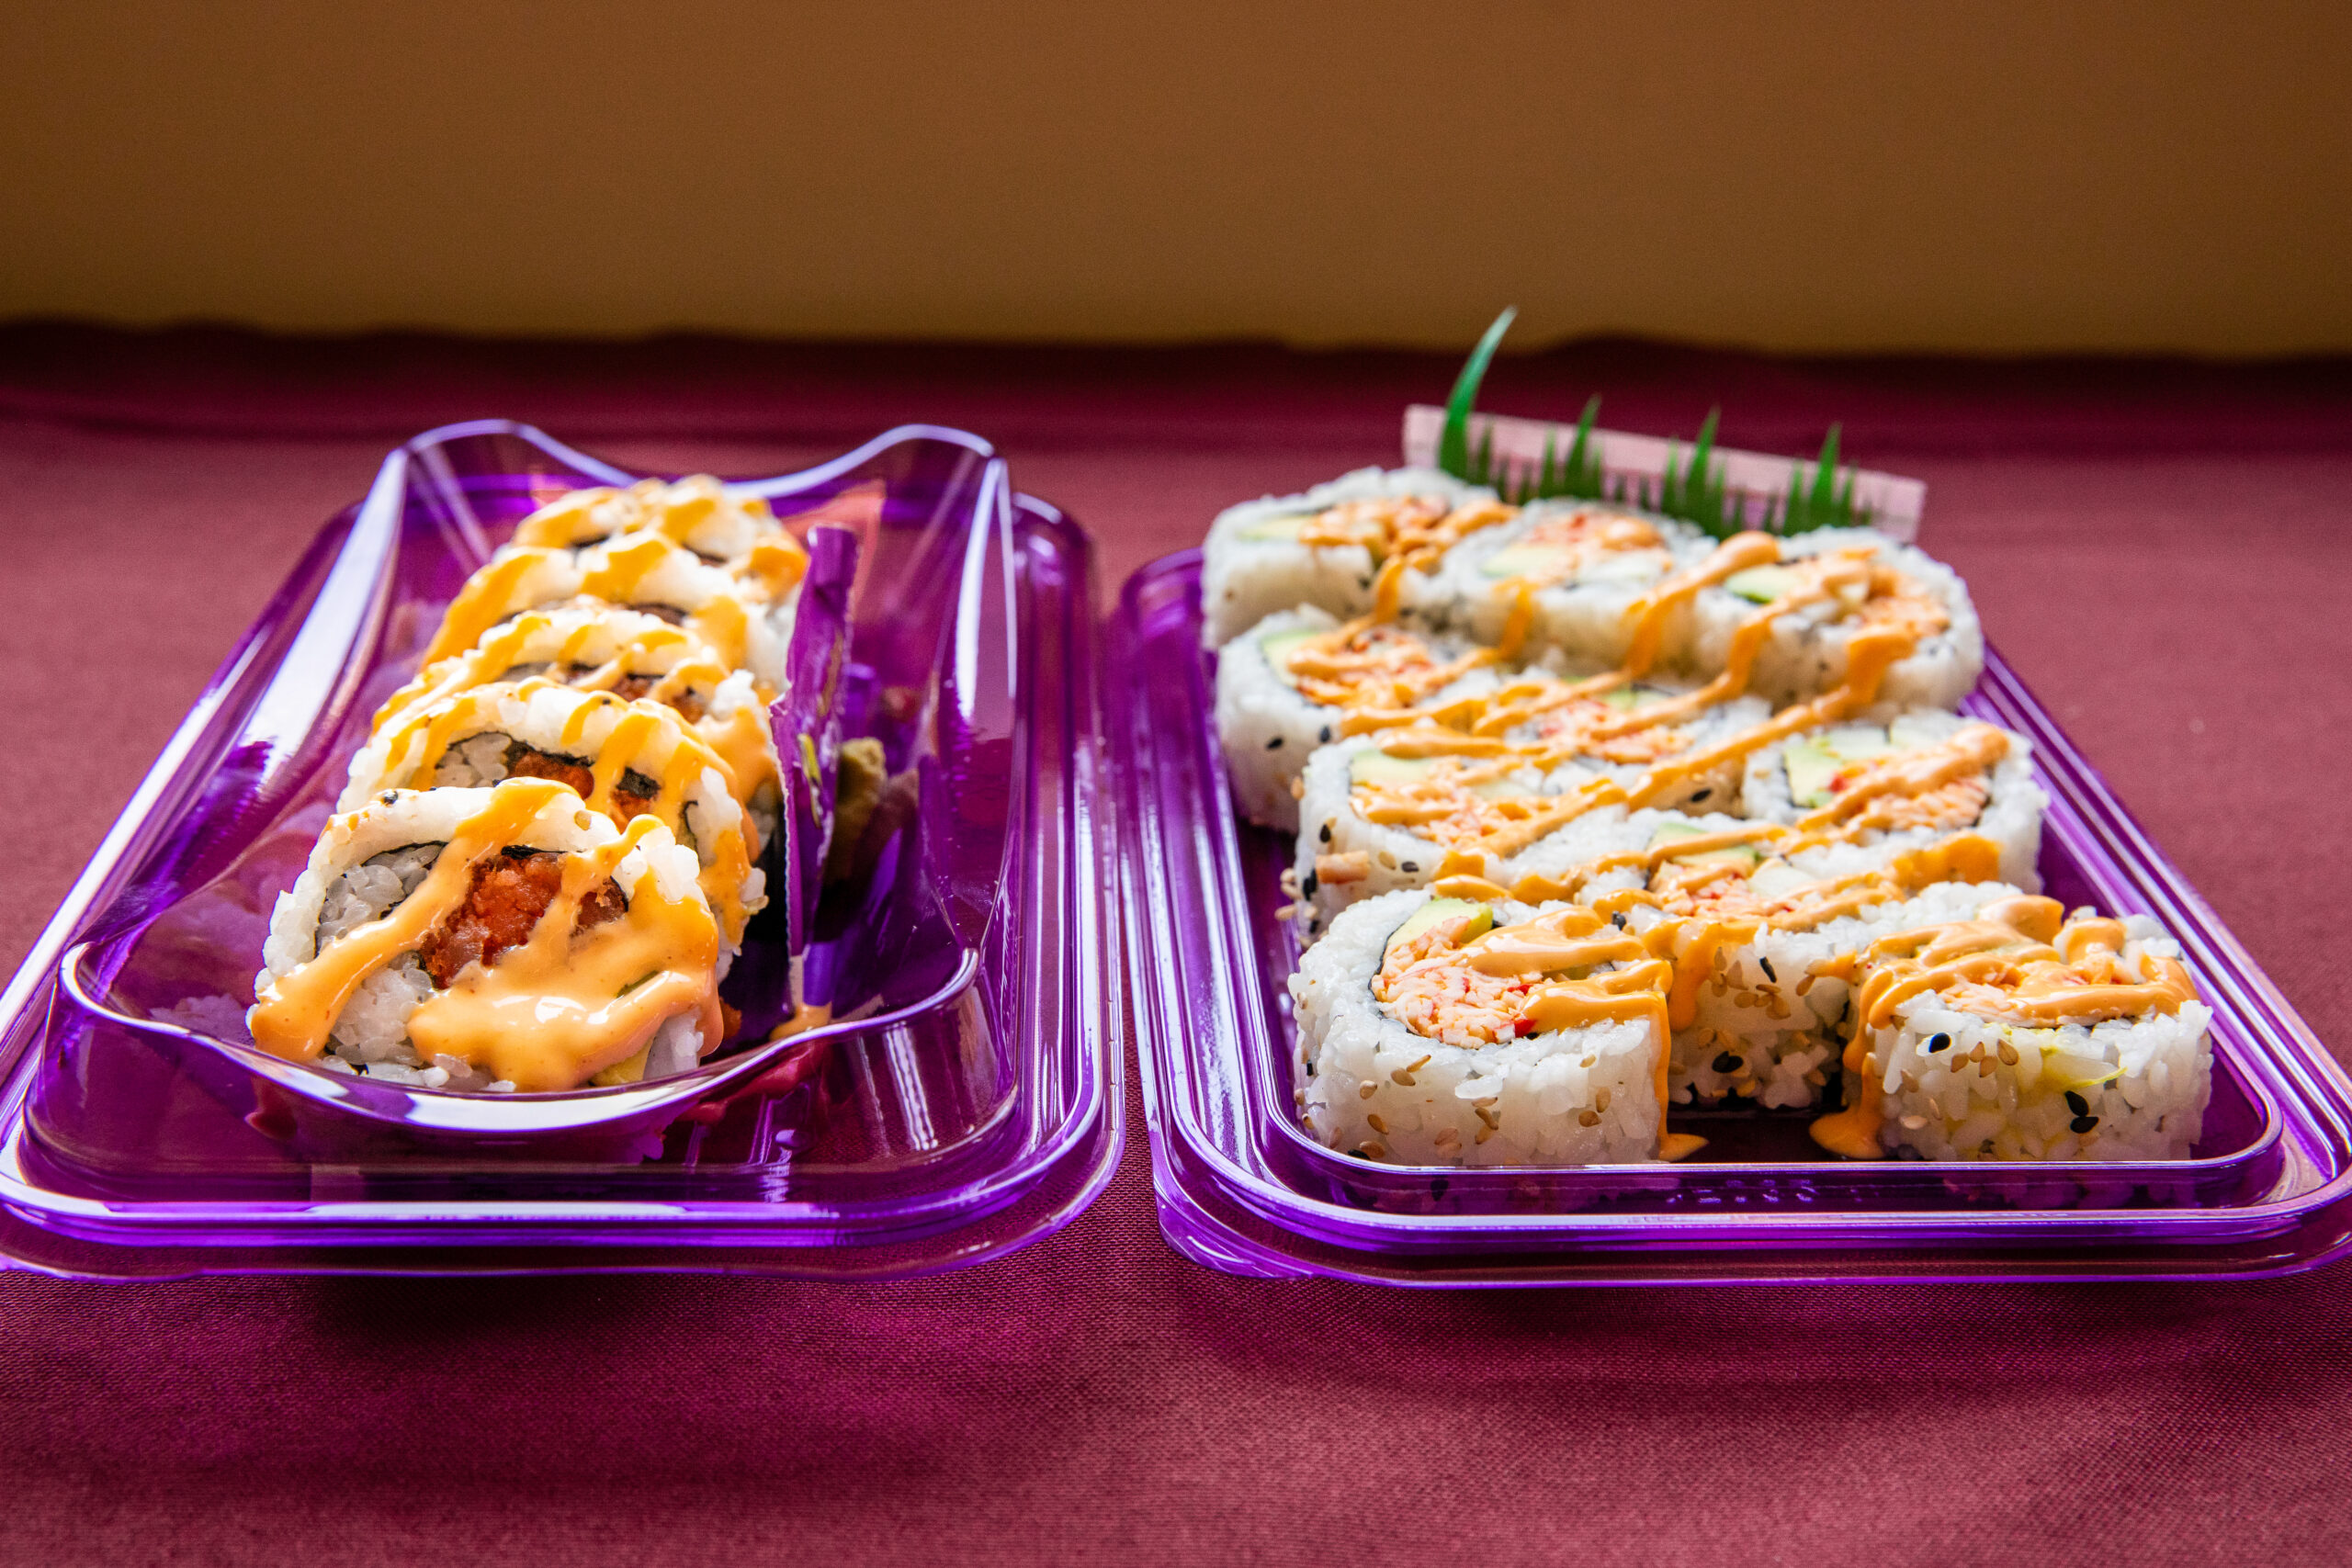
[0, 327, 2347, 1563]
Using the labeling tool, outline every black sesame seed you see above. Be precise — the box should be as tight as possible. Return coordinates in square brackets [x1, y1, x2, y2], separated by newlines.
[379, 791, 399, 806]
[1758, 957, 1777, 983]
[1318, 726, 1333, 743]
[1302, 872, 1318, 897]
[1266, 736, 1283, 750]
[1691, 788, 1712, 803]
[1319, 822, 1333, 842]
[1305, 1061, 1316, 1077]
[1611, 912, 1627, 929]
[2071, 1114, 2100, 1134]
[1712, 1051, 1742, 1073]
[1401, 861, 1418, 874]
[2064, 1089, 2089, 1117]
[1926, 1032, 1952, 1054]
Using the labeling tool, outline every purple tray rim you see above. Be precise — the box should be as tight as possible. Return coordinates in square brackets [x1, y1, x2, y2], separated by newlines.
[1115, 547, 2352, 1285]
[0, 425, 1124, 1279]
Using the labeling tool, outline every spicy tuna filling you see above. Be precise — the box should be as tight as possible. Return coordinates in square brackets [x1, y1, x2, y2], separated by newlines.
[415, 846, 627, 987]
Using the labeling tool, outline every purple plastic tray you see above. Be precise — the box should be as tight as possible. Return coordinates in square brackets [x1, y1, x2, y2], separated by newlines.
[0, 423, 1120, 1280]
[1115, 549, 2352, 1286]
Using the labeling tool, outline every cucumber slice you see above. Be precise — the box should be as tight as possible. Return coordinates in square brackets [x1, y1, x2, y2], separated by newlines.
[1646, 819, 1761, 871]
[1235, 513, 1314, 543]
[1384, 898, 1493, 961]
[1259, 628, 1318, 687]
[1724, 564, 1804, 604]
[1350, 751, 1438, 787]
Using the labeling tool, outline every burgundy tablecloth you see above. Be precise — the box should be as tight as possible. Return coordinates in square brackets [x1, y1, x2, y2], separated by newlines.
[2, 326, 2348, 1563]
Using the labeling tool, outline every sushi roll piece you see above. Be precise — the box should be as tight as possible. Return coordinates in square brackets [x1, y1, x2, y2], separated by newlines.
[249, 779, 725, 1092]
[341, 680, 766, 948]
[507, 474, 789, 563]
[1289, 731, 1597, 934]
[424, 524, 807, 692]
[1213, 604, 1510, 832]
[1673, 529, 1984, 710]
[1505, 814, 2015, 1110]
[1811, 897, 2212, 1161]
[1742, 708, 2045, 889]
[1291, 890, 1689, 1166]
[1477, 668, 1774, 817]
[373, 603, 784, 853]
[1198, 467, 1510, 649]
[1421, 500, 1713, 664]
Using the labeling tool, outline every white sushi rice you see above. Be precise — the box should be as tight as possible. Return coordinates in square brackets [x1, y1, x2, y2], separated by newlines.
[1197, 466, 1496, 649]
[1291, 891, 1664, 1166]
[254, 784, 712, 1090]
[1741, 706, 2046, 889]
[1213, 608, 1503, 833]
[1681, 529, 1984, 709]
[1852, 916, 2213, 1161]
[1419, 501, 1715, 662]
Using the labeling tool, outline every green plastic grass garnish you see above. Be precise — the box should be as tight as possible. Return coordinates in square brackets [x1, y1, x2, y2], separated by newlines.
[1435, 311, 1874, 533]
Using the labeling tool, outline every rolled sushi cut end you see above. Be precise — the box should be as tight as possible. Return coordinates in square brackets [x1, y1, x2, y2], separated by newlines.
[1424, 501, 1713, 663]
[1214, 604, 1505, 833]
[1198, 467, 1507, 649]
[1291, 890, 1691, 1167]
[1811, 898, 2212, 1161]
[250, 779, 726, 1094]
[1740, 707, 2045, 891]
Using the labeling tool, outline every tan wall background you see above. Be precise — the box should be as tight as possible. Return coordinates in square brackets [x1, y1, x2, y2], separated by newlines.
[3, 1, 2347, 355]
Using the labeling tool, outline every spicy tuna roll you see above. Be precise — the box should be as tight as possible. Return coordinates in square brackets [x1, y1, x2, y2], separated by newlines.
[373, 602, 784, 852]
[341, 680, 766, 946]
[249, 779, 724, 1092]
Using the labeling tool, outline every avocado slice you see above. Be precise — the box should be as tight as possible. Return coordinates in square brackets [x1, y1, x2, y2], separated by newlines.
[1645, 820, 1762, 873]
[2040, 1047, 2124, 1092]
[1600, 682, 1671, 713]
[1384, 897, 1493, 961]
[1724, 564, 1804, 604]
[1783, 725, 1896, 807]
[1259, 627, 1319, 686]
[1478, 541, 1577, 581]
[1234, 512, 1315, 544]
[1350, 750, 1438, 787]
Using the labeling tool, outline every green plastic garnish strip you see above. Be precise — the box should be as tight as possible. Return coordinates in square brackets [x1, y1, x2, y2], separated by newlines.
[1435, 309, 1874, 536]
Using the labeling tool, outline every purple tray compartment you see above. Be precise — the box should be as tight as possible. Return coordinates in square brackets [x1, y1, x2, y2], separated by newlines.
[0, 423, 1120, 1279]
[1116, 550, 2352, 1285]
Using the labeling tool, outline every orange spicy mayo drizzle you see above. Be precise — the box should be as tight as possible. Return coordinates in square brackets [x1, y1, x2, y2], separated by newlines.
[1326, 535, 1954, 844]
[1492, 509, 1668, 588]
[1292, 495, 1518, 571]
[1805, 899, 2199, 1157]
[247, 781, 723, 1089]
